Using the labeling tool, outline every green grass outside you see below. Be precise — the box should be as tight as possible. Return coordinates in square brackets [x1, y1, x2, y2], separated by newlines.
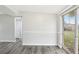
[64, 31, 79, 52]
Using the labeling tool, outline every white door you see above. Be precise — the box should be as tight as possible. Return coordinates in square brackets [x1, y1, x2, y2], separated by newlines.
[15, 16, 22, 38]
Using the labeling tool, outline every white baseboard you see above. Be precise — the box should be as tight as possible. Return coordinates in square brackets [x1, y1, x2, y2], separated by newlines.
[23, 43, 57, 46]
[0, 40, 16, 42]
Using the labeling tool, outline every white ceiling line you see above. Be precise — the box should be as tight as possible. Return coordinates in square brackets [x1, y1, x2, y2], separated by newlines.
[5, 5, 68, 15]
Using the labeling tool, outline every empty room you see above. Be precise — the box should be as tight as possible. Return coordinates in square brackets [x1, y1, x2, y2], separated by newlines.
[0, 5, 79, 54]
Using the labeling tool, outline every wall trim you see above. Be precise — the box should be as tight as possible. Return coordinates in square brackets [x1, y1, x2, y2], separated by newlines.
[23, 43, 57, 46]
[0, 40, 16, 42]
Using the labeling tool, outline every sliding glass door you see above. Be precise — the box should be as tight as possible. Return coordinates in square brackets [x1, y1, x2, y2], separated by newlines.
[63, 10, 75, 53]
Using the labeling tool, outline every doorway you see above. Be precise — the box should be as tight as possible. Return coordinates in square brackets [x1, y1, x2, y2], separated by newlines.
[63, 10, 76, 53]
[15, 16, 22, 42]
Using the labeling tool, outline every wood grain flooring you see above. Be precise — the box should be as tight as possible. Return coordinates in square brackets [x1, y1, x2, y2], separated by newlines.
[0, 39, 67, 54]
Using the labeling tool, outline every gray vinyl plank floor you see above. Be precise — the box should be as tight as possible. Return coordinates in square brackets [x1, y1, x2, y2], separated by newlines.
[0, 39, 67, 54]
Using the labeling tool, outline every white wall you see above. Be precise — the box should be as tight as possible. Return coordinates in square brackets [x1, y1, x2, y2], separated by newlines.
[22, 12, 58, 45]
[0, 14, 15, 42]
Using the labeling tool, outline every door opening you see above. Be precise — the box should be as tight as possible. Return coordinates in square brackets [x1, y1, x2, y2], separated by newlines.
[63, 10, 76, 53]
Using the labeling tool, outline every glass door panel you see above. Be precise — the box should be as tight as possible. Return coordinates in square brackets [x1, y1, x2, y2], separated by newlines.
[64, 10, 75, 53]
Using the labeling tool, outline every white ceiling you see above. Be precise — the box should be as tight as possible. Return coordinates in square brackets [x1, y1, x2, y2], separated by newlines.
[6, 5, 69, 14]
